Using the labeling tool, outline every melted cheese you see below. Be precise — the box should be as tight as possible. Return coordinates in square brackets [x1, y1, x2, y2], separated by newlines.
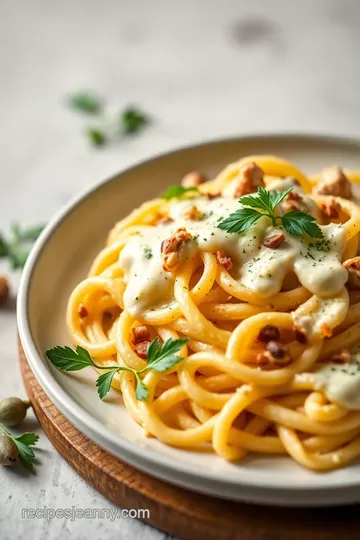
[300, 347, 360, 410]
[292, 289, 349, 338]
[119, 189, 347, 319]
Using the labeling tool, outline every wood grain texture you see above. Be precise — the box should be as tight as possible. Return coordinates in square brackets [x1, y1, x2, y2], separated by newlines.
[18, 341, 360, 540]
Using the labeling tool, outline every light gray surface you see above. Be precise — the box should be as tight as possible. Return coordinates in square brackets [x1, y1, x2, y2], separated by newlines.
[1, 0, 360, 539]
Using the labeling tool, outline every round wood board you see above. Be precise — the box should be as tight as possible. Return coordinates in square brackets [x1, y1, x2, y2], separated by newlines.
[18, 341, 360, 540]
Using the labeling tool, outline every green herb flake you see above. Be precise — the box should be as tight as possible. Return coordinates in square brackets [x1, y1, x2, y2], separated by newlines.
[120, 107, 149, 135]
[68, 92, 102, 114]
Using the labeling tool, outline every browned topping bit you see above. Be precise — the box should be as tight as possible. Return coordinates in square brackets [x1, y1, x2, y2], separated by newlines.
[343, 257, 360, 290]
[232, 162, 265, 197]
[255, 340, 291, 369]
[216, 250, 233, 271]
[263, 233, 285, 249]
[314, 166, 352, 199]
[281, 191, 307, 213]
[131, 325, 151, 346]
[329, 349, 351, 364]
[206, 192, 221, 200]
[184, 205, 203, 221]
[181, 171, 207, 188]
[0, 276, 9, 306]
[161, 227, 193, 272]
[293, 325, 307, 344]
[320, 198, 341, 220]
[266, 340, 288, 359]
[156, 216, 174, 226]
[77, 303, 88, 318]
[135, 341, 150, 359]
[319, 323, 332, 338]
[258, 324, 280, 343]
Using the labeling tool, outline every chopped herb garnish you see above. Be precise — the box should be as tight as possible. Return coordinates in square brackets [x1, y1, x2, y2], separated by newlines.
[143, 246, 153, 259]
[217, 187, 323, 239]
[86, 127, 107, 147]
[0, 223, 45, 269]
[68, 92, 102, 114]
[161, 185, 199, 200]
[120, 106, 149, 135]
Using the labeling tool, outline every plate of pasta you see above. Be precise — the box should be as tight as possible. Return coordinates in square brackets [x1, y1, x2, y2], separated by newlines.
[18, 134, 360, 506]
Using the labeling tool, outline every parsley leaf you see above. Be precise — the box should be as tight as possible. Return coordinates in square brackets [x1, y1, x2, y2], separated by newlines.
[121, 107, 149, 135]
[135, 377, 148, 400]
[0, 426, 39, 471]
[217, 187, 324, 240]
[46, 338, 189, 402]
[0, 234, 8, 257]
[96, 370, 119, 400]
[0, 223, 44, 269]
[68, 92, 102, 114]
[86, 127, 107, 147]
[161, 185, 199, 200]
[146, 338, 189, 372]
[45, 345, 96, 371]
[217, 207, 263, 234]
[282, 211, 323, 238]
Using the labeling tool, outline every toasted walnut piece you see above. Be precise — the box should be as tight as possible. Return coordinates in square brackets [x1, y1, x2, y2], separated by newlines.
[135, 341, 150, 359]
[343, 257, 360, 290]
[232, 162, 265, 197]
[0, 277, 9, 306]
[258, 325, 280, 343]
[293, 325, 307, 344]
[161, 227, 192, 254]
[181, 171, 207, 188]
[320, 198, 341, 220]
[78, 303, 88, 318]
[314, 166, 352, 199]
[263, 233, 285, 249]
[156, 216, 174, 226]
[131, 325, 151, 346]
[162, 252, 179, 272]
[216, 250, 233, 271]
[184, 205, 203, 221]
[329, 349, 351, 364]
[206, 192, 221, 200]
[161, 228, 193, 272]
[281, 191, 308, 213]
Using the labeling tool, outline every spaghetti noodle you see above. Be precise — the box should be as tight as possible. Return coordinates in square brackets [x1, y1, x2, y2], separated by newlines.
[66, 155, 360, 471]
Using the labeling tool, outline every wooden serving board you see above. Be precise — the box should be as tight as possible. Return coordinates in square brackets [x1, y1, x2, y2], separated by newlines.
[19, 341, 360, 540]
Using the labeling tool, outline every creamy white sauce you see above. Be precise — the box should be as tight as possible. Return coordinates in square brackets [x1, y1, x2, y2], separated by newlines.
[292, 289, 349, 338]
[119, 186, 347, 319]
[306, 346, 360, 409]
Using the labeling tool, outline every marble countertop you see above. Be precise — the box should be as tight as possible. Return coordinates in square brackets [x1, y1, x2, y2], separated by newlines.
[2, 0, 360, 538]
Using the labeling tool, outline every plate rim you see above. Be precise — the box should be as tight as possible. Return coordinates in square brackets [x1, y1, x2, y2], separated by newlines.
[17, 132, 360, 505]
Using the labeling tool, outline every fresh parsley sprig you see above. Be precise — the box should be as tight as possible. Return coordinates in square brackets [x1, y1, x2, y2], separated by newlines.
[46, 338, 189, 401]
[161, 185, 199, 200]
[68, 92, 103, 114]
[0, 222, 45, 269]
[0, 424, 39, 471]
[67, 91, 150, 147]
[217, 186, 323, 239]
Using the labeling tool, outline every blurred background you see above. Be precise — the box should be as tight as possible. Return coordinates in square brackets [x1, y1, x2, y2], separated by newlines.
[1, 0, 360, 538]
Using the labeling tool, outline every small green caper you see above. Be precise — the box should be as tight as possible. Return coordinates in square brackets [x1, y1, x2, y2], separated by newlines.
[0, 435, 18, 466]
[0, 397, 31, 426]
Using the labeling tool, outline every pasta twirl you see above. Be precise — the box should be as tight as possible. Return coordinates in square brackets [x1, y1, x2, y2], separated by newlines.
[66, 155, 360, 472]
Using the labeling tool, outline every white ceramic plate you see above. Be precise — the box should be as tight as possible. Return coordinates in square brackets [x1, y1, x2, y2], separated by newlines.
[17, 134, 360, 507]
